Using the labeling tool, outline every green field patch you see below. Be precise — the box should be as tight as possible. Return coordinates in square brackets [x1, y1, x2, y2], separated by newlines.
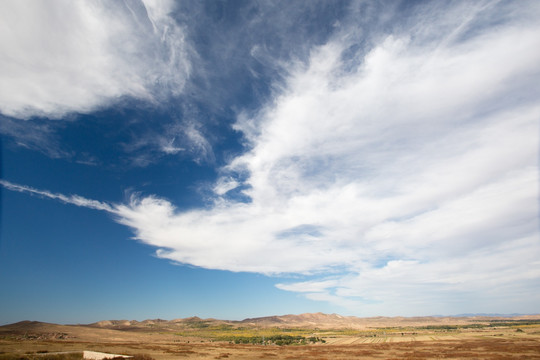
[217, 334, 325, 346]
[174, 326, 335, 345]
[487, 320, 540, 327]
[416, 324, 486, 331]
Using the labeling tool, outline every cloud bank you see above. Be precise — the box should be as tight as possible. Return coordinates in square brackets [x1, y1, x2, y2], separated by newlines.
[2, 1, 539, 315]
[113, 1, 540, 314]
[0, 0, 189, 119]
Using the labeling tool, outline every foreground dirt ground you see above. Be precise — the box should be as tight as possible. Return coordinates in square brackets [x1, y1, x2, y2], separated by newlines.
[2, 333, 540, 359]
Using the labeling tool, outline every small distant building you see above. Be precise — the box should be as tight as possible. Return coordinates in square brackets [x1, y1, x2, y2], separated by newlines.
[83, 351, 132, 360]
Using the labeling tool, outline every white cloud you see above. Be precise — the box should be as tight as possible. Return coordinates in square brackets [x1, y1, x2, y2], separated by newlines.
[213, 177, 240, 196]
[108, 1, 539, 314]
[0, 0, 189, 119]
[2, 1, 539, 315]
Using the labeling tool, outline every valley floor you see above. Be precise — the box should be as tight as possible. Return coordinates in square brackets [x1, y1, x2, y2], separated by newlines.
[2, 317, 540, 359]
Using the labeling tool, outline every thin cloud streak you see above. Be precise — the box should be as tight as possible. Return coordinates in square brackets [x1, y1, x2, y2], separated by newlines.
[0, 180, 114, 213]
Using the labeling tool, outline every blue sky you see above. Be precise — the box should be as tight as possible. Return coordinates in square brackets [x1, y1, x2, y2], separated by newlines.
[1, 0, 539, 325]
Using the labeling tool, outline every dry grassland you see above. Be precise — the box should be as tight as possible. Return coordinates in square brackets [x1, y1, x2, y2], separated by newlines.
[1, 317, 540, 359]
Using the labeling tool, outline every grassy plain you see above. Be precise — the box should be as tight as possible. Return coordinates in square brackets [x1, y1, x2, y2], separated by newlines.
[1, 317, 540, 359]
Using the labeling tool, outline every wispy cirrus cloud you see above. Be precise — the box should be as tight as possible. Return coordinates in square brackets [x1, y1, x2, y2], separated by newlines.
[2, 1, 539, 315]
[0, 0, 190, 120]
[0, 180, 114, 212]
[118, 118, 215, 167]
[0, 116, 71, 158]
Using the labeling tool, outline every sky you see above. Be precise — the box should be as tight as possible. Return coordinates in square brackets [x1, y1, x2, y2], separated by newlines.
[1, 0, 539, 325]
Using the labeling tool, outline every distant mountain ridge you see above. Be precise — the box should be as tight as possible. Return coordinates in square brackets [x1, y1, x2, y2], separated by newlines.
[452, 313, 533, 317]
[83, 312, 540, 331]
[239, 312, 364, 328]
